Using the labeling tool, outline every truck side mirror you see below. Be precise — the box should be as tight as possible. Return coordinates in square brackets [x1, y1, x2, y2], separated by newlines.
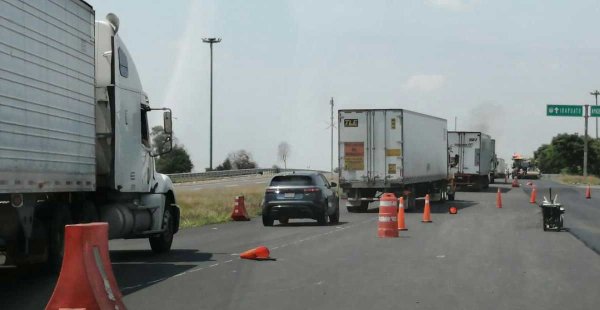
[163, 111, 172, 134]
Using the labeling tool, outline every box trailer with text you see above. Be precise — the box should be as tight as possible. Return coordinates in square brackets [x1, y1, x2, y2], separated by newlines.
[0, 1, 179, 268]
[338, 109, 451, 212]
[447, 131, 495, 190]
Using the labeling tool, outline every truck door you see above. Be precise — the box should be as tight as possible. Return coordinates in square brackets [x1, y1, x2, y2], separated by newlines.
[339, 111, 368, 183]
[384, 111, 403, 183]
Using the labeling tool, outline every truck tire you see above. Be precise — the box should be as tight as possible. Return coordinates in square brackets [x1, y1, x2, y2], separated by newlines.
[48, 204, 72, 272]
[149, 207, 174, 253]
[448, 193, 455, 201]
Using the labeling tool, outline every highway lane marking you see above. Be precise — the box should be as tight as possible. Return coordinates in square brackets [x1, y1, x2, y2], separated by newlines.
[128, 217, 377, 286]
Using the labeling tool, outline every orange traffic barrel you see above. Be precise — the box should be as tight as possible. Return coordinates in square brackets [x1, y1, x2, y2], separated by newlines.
[378, 193, 399, 238]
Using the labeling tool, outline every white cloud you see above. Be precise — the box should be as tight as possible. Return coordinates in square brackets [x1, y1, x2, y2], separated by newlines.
[403, 74, 446, 92]
[424, 0, 474, 11]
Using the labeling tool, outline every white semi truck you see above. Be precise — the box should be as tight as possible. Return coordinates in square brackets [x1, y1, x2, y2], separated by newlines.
[0, 1, 180, 268]
[338, 109, 452, 212]
[448, 131, 495, 190]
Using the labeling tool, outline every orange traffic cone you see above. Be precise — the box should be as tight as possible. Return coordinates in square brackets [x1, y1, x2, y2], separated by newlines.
[511, 178, 519, 188]
[530, 186, 537, 204]
[231, 196, 250, 221]
[240, 246, 271, 260]
[496, 188, 502, 208]
[397, 197, 407, 231]
[422, 194, 432, 223]
[586, 185, 591, 199]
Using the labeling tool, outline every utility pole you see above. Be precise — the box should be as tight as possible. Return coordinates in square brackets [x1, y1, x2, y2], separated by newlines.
[591, 90, 599, 139]
[584, 104, 589, 177]
[202, 38, 221, 171]
[330, 97, 335, 175]
[454, 116, 457, 131]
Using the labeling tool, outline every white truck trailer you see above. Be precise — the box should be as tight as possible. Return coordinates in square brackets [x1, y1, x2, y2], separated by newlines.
[0, 0, 179, 268]
[447, 131, 495, 190]
[494, 158, 508, 179]
[338, 109, 451, 212]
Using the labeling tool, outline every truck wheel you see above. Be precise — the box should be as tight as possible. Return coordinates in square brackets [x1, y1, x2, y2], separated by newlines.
[48, 204, 72, 272]
[262, 212, 274, 226]
[149, 207, 174, 253]
[448, 193, 455, 201]
[329, 206, 340, 224]
[278, 217, 289, 225]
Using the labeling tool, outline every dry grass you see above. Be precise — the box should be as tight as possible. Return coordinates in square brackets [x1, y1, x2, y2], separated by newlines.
[175, 184, 266, 228]
[556, 174, 600, 186]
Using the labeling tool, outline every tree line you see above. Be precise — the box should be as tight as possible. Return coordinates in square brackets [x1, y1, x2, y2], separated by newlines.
[534, 133, 600, 175]
[151, 126, 292, 174]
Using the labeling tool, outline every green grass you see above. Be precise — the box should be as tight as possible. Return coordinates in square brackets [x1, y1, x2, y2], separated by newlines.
[555, 174, 600, 186]
[175, 184, 265, 228]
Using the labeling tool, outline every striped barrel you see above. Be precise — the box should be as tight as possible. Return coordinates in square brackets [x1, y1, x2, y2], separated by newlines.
[378, 193, 399, 238]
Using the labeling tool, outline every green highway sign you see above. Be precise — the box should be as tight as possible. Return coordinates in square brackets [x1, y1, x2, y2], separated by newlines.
[591, 106, 600, 117]
[547, 105, 583, 117]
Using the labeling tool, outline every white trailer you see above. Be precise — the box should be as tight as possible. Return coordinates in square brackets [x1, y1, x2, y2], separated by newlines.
[495, 158, 508, 178]
[0, 0, 179, 268]
[447, 131, 494, 190]
[338, 109, 451, 212]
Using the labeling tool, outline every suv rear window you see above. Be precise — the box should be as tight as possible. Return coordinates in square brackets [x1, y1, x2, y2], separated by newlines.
[270, 176, 314, 186]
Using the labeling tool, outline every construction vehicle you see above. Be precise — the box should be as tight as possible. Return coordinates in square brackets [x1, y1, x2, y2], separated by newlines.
[512, 153, 541, 179]
[338, 109, 452, 212]
[0, 1, 180, 268]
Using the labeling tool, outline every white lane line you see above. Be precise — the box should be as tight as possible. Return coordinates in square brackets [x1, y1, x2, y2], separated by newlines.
[189, 267, 204, 273]
[224, 259, 233, 263]
[271, 246, 279, 250]
[209, 263, 219, 267]
[122, 284, 143, 290]
[225, 184, 238, 188]
[255, 181, 265, 184]
[173, 272, 185, 277]
[231, 253, 238, 256]
[147, 277, 167, 285]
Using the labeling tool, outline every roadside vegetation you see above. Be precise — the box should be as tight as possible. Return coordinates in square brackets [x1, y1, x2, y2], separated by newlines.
[175, 184, 265, 228]
[554, 174, 600, 186]
[534, 133, 600, 175]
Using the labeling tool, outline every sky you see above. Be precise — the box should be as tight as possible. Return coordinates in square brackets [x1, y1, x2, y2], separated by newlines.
[88, 0, 600, 171]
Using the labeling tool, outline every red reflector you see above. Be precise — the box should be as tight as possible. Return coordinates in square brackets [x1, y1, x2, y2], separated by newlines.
[304, 188, 320, 193]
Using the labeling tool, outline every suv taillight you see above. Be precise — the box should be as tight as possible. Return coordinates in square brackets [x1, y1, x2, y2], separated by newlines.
[304, 187, 320, 193]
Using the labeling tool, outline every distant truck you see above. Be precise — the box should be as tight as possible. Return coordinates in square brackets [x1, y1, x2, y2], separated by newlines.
[448, 131, 495, 190]
[338, 109, 452, 212]
[494, 158, 508, 179]
[0, 1, 179, 268]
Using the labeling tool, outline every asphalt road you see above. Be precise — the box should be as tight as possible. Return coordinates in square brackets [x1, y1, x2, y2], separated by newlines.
[2, 180, 600, 309]
[520, 177, 600, 254]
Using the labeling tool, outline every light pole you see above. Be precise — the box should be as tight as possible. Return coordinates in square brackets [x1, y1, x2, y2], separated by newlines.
[591, 90, 599, 139]
[202, 37, 221, 171]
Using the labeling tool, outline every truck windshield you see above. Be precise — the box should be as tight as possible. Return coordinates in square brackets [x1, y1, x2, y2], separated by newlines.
[270, 176, 313, 186]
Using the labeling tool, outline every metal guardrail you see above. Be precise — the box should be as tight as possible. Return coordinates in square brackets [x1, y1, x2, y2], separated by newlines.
[167, 168, 328, 183]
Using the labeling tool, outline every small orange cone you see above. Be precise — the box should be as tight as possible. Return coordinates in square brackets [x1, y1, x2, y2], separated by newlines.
[496, 188, 502, 208]
[422, 194, 432, 223]
[231, 196, 250, 221]
[586, 185, 591, 199]
[240, 246, 270, 260]
[397, 197, 407, 231]
[530, 186, 537, 204]
[511, 178, 519, 188]
[449, 206, 458, 214]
